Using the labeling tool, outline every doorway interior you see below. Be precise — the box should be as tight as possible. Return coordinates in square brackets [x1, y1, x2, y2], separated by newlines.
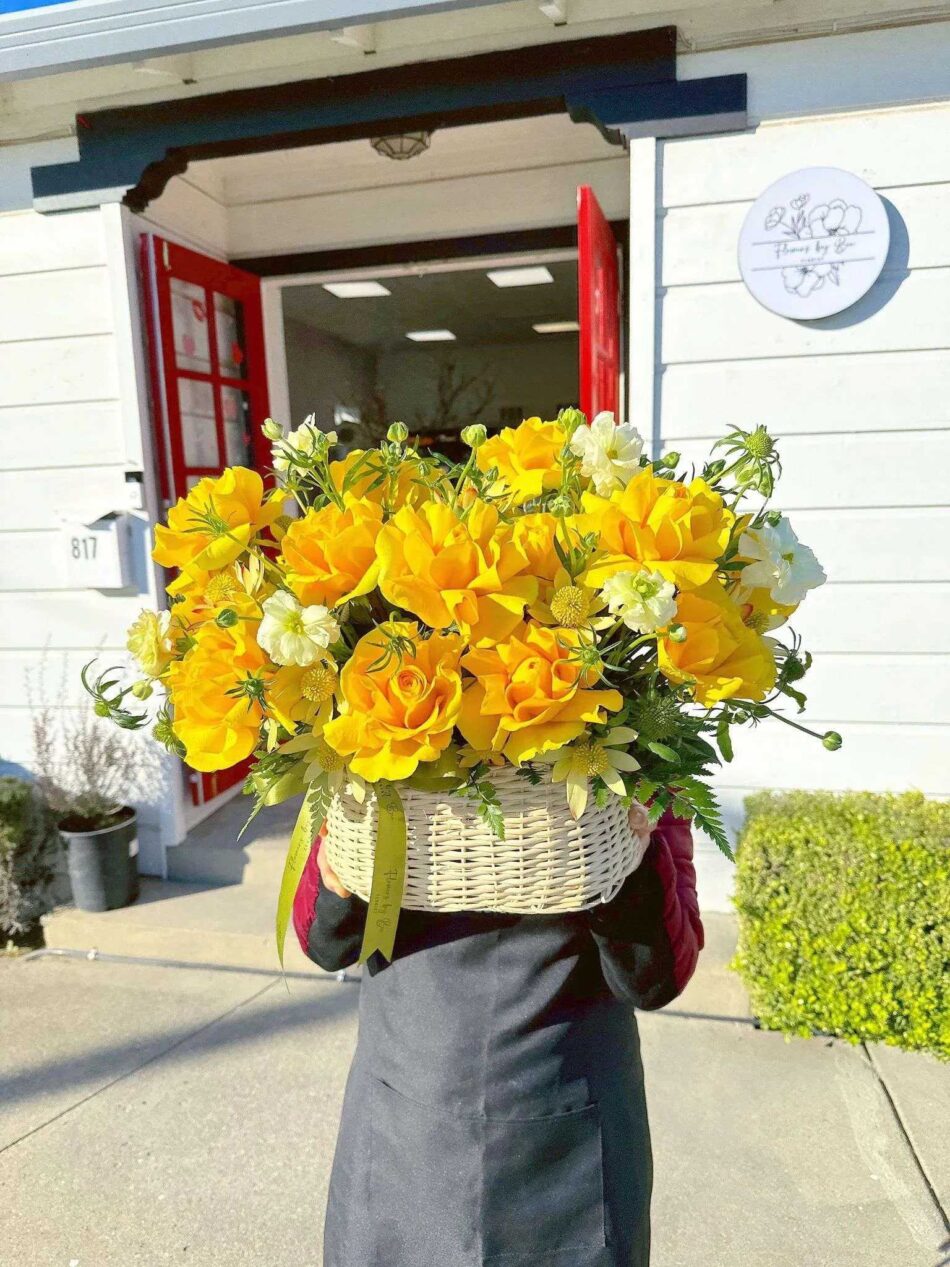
[272, 250, 582, 452]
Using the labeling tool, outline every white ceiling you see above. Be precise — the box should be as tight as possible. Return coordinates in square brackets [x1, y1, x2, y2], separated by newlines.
[188, 113, 621, 207]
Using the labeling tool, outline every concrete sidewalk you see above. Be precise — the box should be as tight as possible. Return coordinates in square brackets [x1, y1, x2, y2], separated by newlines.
[2, 922, 948, 1267]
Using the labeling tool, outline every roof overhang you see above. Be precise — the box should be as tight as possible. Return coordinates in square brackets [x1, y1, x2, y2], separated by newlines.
[0, 0, 504, 81]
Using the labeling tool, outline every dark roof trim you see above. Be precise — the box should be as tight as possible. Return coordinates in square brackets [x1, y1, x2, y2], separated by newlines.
[30, 28, 746, 213]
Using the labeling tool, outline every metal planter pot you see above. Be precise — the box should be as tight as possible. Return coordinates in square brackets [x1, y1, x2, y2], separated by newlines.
[60, 810, 140, 913]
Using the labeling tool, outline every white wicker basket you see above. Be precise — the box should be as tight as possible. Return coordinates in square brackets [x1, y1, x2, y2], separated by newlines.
[323, 767, 642, 915]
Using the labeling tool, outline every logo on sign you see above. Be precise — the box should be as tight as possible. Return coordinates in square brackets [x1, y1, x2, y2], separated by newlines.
[738, 167, 890, 320]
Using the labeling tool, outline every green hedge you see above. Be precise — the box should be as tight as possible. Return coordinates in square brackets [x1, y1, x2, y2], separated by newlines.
[733, 791, 950, 1059]
[0, 776, 62, 941]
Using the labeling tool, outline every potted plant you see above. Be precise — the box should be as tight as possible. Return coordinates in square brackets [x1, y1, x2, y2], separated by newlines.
[0, 776, 62, 949]
[28, 666, 155, 912]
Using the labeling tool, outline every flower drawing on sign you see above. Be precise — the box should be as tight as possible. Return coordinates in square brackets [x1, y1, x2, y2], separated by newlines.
[760, 189, 864, 300]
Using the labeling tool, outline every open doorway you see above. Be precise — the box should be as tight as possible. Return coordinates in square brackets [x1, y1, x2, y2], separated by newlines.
[278, 252, 581, 456]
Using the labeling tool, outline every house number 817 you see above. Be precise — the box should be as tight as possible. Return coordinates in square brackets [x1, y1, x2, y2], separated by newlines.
[71, 536, 97, 560]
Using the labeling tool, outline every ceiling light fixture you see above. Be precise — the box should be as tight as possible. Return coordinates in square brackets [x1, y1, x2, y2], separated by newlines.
[406, 329, 456, 342]
[533, 320, 580, 334]
[322, 280, 391, 298]
[487, 266, 554, 288]
[371, 132, 432, 161]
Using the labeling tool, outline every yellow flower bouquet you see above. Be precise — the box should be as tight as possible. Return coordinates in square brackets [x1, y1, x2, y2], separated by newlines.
[85, 410, 836, 964]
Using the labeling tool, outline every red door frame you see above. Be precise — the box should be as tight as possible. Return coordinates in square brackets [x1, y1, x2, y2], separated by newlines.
[577, 185, 621, 421]
[141, 234, 271, 805]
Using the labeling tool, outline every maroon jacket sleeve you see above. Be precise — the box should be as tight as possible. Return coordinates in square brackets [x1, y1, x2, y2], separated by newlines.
[588, 810, 704, 1010]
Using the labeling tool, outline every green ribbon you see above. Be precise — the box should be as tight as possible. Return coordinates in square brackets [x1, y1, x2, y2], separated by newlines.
[275, 784, 329, 971]
[358, 780, 408, 965]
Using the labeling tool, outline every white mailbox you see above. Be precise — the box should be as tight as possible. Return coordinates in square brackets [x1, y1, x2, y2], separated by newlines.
[59, 514, 134, 590]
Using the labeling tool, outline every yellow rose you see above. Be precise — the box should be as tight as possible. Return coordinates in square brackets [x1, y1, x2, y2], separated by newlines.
[458, 622, 623, 764]
[376, 499, 537, 644]
[581, 468, 733, 591]
[280, 495, 382, 608]
[126, 609, 175, 678]
[657, 580, 776, 706]
[153, 467, 284, 574]
[323, 622, 464, 781]
[167, 622, 269, 772]
[476, 416, 564, 504]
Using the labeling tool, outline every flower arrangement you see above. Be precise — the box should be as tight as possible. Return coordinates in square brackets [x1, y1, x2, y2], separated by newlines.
[85, 409, 836, 963]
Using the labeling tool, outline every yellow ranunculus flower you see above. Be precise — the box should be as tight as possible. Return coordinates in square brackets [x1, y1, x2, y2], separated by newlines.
[153, 467, 284, 575]
[457, 622, 623, 765]
[376, 500, 537, 644]
[166, 622, 269, 771]
[126, 609, 175, 678]
[657, 580, 776, 706]
[323, 622, 464, 781]
[280, 495, 382, 608]
[581, 468, 733, 591]
[329, 449, 437, 510]
[476, 416, 565, 504]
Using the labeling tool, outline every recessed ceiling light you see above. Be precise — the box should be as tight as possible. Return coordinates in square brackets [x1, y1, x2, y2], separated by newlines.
[406, 329, 456, 342]
[322, 280, 391, 298]
[533, 320, 580, 334]
[487, 266, 555, 288]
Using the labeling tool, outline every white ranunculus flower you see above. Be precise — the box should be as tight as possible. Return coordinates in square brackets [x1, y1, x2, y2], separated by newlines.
[568, 411, 644, 496]
[601, 569, 677, 633]
[272, 416, 337, 474]
[257, 591, 340, 666]
[739, 517, 826, 606]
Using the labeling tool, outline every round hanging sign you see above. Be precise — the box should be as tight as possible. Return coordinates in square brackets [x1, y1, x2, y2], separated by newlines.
[738, 166, 890, 320]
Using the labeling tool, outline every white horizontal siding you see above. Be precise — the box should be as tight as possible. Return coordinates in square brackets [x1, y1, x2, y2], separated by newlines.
[651, 100, 950, 909]
[0, 401, 126, 469]
[0, 266, 113, 342]
[0, 591, 151, 649]
[661, 101, 950, 208]
[669, 431, 950, 511]
[662, 181, 950, 287]
[0, 206, 104, 275]
[0, 334, 119, 407]
[661, 268, 950, 364]
[659, 349, 950, 439]
[0, 464, 131, 530]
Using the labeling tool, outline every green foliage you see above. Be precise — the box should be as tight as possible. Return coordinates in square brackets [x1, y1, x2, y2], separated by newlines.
[733, 791, 950, 1059]
[0, 777, 62, 938]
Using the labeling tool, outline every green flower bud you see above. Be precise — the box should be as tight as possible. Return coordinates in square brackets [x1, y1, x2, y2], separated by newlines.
[667, 624, 687, 644]
[93, 700, 111, 718]
[704, 459, 726, 480]
[556, 407, 586, 437]
[131, 679, 153, 700]
[387, 421, 410, 444]
[659, 450, 680, 469]
[822, 730, 843, 751]
[461, 423, 488, 449]
[262, 418, 283, 441]
[215, 607, 239, 629]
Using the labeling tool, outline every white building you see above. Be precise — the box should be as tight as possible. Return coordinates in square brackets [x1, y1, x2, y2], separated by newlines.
[0, 0, 947, 907]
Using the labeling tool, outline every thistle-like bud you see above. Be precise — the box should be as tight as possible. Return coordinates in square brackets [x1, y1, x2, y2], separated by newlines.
[461, 423, 488, 449]
[262, 418, 283, 441]
[215, 607, 239, 629]
[667, 624, 687, 643]
[131, 679, 154, 700]
[387, 421, 410, 444]
[822, 730, 843, 751]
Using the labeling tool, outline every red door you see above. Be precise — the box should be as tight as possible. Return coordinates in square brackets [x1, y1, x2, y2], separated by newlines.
[141, 234, 271, 805]
[577, 185, 621, 420]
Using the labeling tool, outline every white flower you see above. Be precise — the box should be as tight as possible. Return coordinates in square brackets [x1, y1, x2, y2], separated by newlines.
[569, 411, 644, 496]
[272, 416, 337, 474]
[739, 518, 826, 606]
[257, 591, 340, 666]
[601, 569, 677, 633]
